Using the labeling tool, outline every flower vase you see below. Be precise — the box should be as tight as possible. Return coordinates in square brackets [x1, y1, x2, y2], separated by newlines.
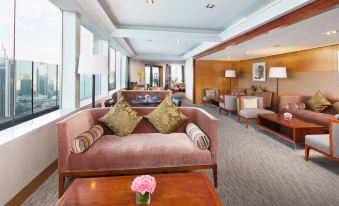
[136, 192, 151, 204]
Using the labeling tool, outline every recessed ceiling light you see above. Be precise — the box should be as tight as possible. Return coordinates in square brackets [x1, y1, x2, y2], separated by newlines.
[323, 30, 337, 35]
[206, 4, 215, 9]
[147, 39, 152, 42]
[246, 51, 251, 55]
[176, 39, 180, 44]
[146, 0, 154, 5]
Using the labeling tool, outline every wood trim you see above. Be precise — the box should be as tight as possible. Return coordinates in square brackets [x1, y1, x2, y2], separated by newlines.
[329, 119, 339, 156]
[194, 0, 339, 59]
[59, 164, 217, 197]
[5, 160, 58, 206]
[305, 144, 339, 162]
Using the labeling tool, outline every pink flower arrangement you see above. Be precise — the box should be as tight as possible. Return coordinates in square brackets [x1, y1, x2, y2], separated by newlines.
[283, 112, 293, 121]
[145, 94, 151, 100]
[131, 175, 156, 195]
[219, 95, 224, 100]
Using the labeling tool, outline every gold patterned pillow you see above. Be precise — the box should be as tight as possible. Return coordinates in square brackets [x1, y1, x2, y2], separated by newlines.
[145, 96, 188, 134]
[306, 91, 332, 113]
[333, 102, 339, 113]
[99, 97, 142, 136]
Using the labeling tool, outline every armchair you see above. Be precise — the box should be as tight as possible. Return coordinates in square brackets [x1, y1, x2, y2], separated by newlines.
[219, 95, 238, 116]
[202, 88, 219, 107]
[305, 119, 339, 161]
[237, 96, 274, 128]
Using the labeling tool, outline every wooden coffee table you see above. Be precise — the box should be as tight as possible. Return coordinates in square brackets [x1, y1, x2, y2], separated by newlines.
[257, 114, 324, 149]
[210, 98, 223, 107]
[56, 172, 222, 206]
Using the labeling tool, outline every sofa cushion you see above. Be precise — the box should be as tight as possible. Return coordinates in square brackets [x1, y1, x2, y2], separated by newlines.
[206, 90, 216, 97]
[70, 125, 104, 154]
[286, 110, 333, 127]
[186, 123, 210, 150]
[305, 134, 330, 154]
[67, 133, 212, 171]
[242, 98, 258, 109]
[240, 109, 274, 118]
[145, 97, 188, 134]
[282, 103, 306, 110]
[99, 97, 143, 136]
[306, 91, 331, 113]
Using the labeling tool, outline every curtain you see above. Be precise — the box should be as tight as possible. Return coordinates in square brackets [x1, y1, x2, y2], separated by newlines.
[181, 65, 185, 83]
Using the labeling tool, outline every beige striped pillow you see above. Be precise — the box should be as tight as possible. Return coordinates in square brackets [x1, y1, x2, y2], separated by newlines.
[70, 125, 104, 154]
[186, 123, 210, 150]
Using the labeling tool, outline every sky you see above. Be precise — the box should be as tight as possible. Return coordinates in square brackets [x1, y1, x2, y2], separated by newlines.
[0, 0, 62, 65]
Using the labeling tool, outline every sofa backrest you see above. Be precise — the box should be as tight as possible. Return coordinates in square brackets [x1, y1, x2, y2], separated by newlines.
[89, 107, 198, 135]
[278, 95, 339, 114]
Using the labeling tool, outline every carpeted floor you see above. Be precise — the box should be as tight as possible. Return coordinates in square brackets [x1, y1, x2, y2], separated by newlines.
[23, 96, 339, 206]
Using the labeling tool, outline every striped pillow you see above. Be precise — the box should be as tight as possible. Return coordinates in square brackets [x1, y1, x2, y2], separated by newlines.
[70, 125, 104, 154]
[186, 123, 210, 150]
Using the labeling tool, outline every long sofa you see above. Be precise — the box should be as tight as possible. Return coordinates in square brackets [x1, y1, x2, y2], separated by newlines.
[56, 107, 218, 197]
[279, 95, 339, 128]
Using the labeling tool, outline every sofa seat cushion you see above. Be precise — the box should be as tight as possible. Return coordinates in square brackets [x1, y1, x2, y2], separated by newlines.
[240, 109, 274, 118]
[285, 110, 333, 127]
[305, 134, 330, 154]
[67, 133, 211, 171]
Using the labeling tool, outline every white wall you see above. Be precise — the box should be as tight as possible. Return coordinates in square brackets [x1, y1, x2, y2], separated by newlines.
[184, 57, 194, 101]
[130, 59, 146, 85]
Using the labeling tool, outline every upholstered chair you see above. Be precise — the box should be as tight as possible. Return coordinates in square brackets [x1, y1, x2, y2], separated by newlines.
[219, 95, 238, 116]
[237, 96, 274, 128]
[305, 119, 339, 162]
[202, 88, 219, 107]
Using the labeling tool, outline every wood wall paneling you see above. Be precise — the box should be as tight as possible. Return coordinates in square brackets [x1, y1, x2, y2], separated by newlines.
[194, 60, 237, 104]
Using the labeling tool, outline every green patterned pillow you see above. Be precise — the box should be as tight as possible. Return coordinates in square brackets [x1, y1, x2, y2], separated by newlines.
[333, 102, 339, 113]
[99, 97, 142, 136]
[145, 96, 188, 134]
[306, 91, 332, 113]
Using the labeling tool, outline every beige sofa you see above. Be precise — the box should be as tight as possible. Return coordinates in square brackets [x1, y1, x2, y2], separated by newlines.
[56, 107, 218, 197]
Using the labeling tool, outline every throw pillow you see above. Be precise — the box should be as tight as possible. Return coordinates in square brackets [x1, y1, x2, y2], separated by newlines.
[145, 96, 188, 134]
[335, 114, 339, 120]
[333, 102, 339, 113]
[99, 97, 143, 136]
[242, 98, 258, 109]
[256, 86, 264, 92]
[282, 103, 306, 110]
[306, 91, 332, 113]
[70, 125, 104, 154]
[205, 90, 215, 97]
[246, 85, 256, 96]
[186, 123, 210, 150]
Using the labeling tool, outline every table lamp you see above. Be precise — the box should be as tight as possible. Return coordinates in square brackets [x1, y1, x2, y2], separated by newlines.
[78, 55, 108, 108]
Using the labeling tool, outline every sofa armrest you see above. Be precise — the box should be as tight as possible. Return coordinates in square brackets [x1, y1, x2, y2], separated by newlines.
[193, 108, 219, 164]
[56, 109, 95, 173]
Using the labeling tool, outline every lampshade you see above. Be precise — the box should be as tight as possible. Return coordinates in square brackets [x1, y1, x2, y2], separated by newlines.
[225, 70, 236, 78]
[78, 55, 108, 75]
[269, 67, 287, 78]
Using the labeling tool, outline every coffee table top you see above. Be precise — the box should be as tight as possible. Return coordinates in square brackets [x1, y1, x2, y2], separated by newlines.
[258, 113, 324, 129]
[56, 172, 222, 206]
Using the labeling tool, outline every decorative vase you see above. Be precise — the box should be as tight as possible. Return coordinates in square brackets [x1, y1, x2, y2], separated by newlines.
[136, 192, 151, 204]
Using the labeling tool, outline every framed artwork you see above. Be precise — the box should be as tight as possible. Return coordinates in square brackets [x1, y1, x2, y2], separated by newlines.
[253, 62, 266, 82]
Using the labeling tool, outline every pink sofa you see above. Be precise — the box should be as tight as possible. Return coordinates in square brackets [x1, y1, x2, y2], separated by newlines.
[279, 95, 339, 128]
[56, 107, 218, 197]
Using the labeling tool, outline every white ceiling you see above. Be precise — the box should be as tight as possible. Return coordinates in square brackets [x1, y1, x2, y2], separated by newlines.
[49, 0, 317, 61]
[201, 8, 339, 61]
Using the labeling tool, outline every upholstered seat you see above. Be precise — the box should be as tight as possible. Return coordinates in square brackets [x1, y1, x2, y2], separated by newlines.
[305, 119, 339, 162]
[202, 88, 219, 107]
[239, 108, 274, 118]
[68, 133, 212, 171]
[219, 95, 238, 116]
[305, 134, 330, 154]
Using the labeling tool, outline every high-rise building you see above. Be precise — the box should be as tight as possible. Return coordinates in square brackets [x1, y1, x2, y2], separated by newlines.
[21, 75, 32, 96]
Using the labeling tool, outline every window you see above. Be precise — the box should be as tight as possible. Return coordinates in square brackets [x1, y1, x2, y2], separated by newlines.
[115, 51, 122, 89]
[109, 48, 116, 90]
[145, 66, 160, 87]
[170, 64, 184, 84]
[0, 0, 62, 130]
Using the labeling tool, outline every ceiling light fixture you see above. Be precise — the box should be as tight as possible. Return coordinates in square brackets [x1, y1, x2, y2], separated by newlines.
[206, 4, 215, 9]
[176, 39, 180, 44]
[323, 30, 337, 35]
[246, 51, 251, 55]
[146, 0, 154, 5]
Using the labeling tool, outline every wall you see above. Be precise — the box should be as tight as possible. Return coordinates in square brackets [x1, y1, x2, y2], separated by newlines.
[236, 44, 339, 110]
[184, 58, 194, 101]
[194, 60, 237, 104]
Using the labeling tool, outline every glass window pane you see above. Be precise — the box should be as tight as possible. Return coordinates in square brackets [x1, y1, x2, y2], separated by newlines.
[109, 48, 116, 90]
[145, 66, 150, 86]
[152, 67, 159, 87]
[0, 0, 15, 126]
[33, 63, 57, 113]
[80, 26, 93, 100]
[15, 60, 32, 117]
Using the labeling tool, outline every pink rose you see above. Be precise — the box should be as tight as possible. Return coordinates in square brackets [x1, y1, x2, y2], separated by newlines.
[131, 175, 156, 195]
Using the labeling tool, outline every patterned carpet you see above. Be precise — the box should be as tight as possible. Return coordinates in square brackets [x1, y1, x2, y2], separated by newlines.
[23, 96, 339, 206]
